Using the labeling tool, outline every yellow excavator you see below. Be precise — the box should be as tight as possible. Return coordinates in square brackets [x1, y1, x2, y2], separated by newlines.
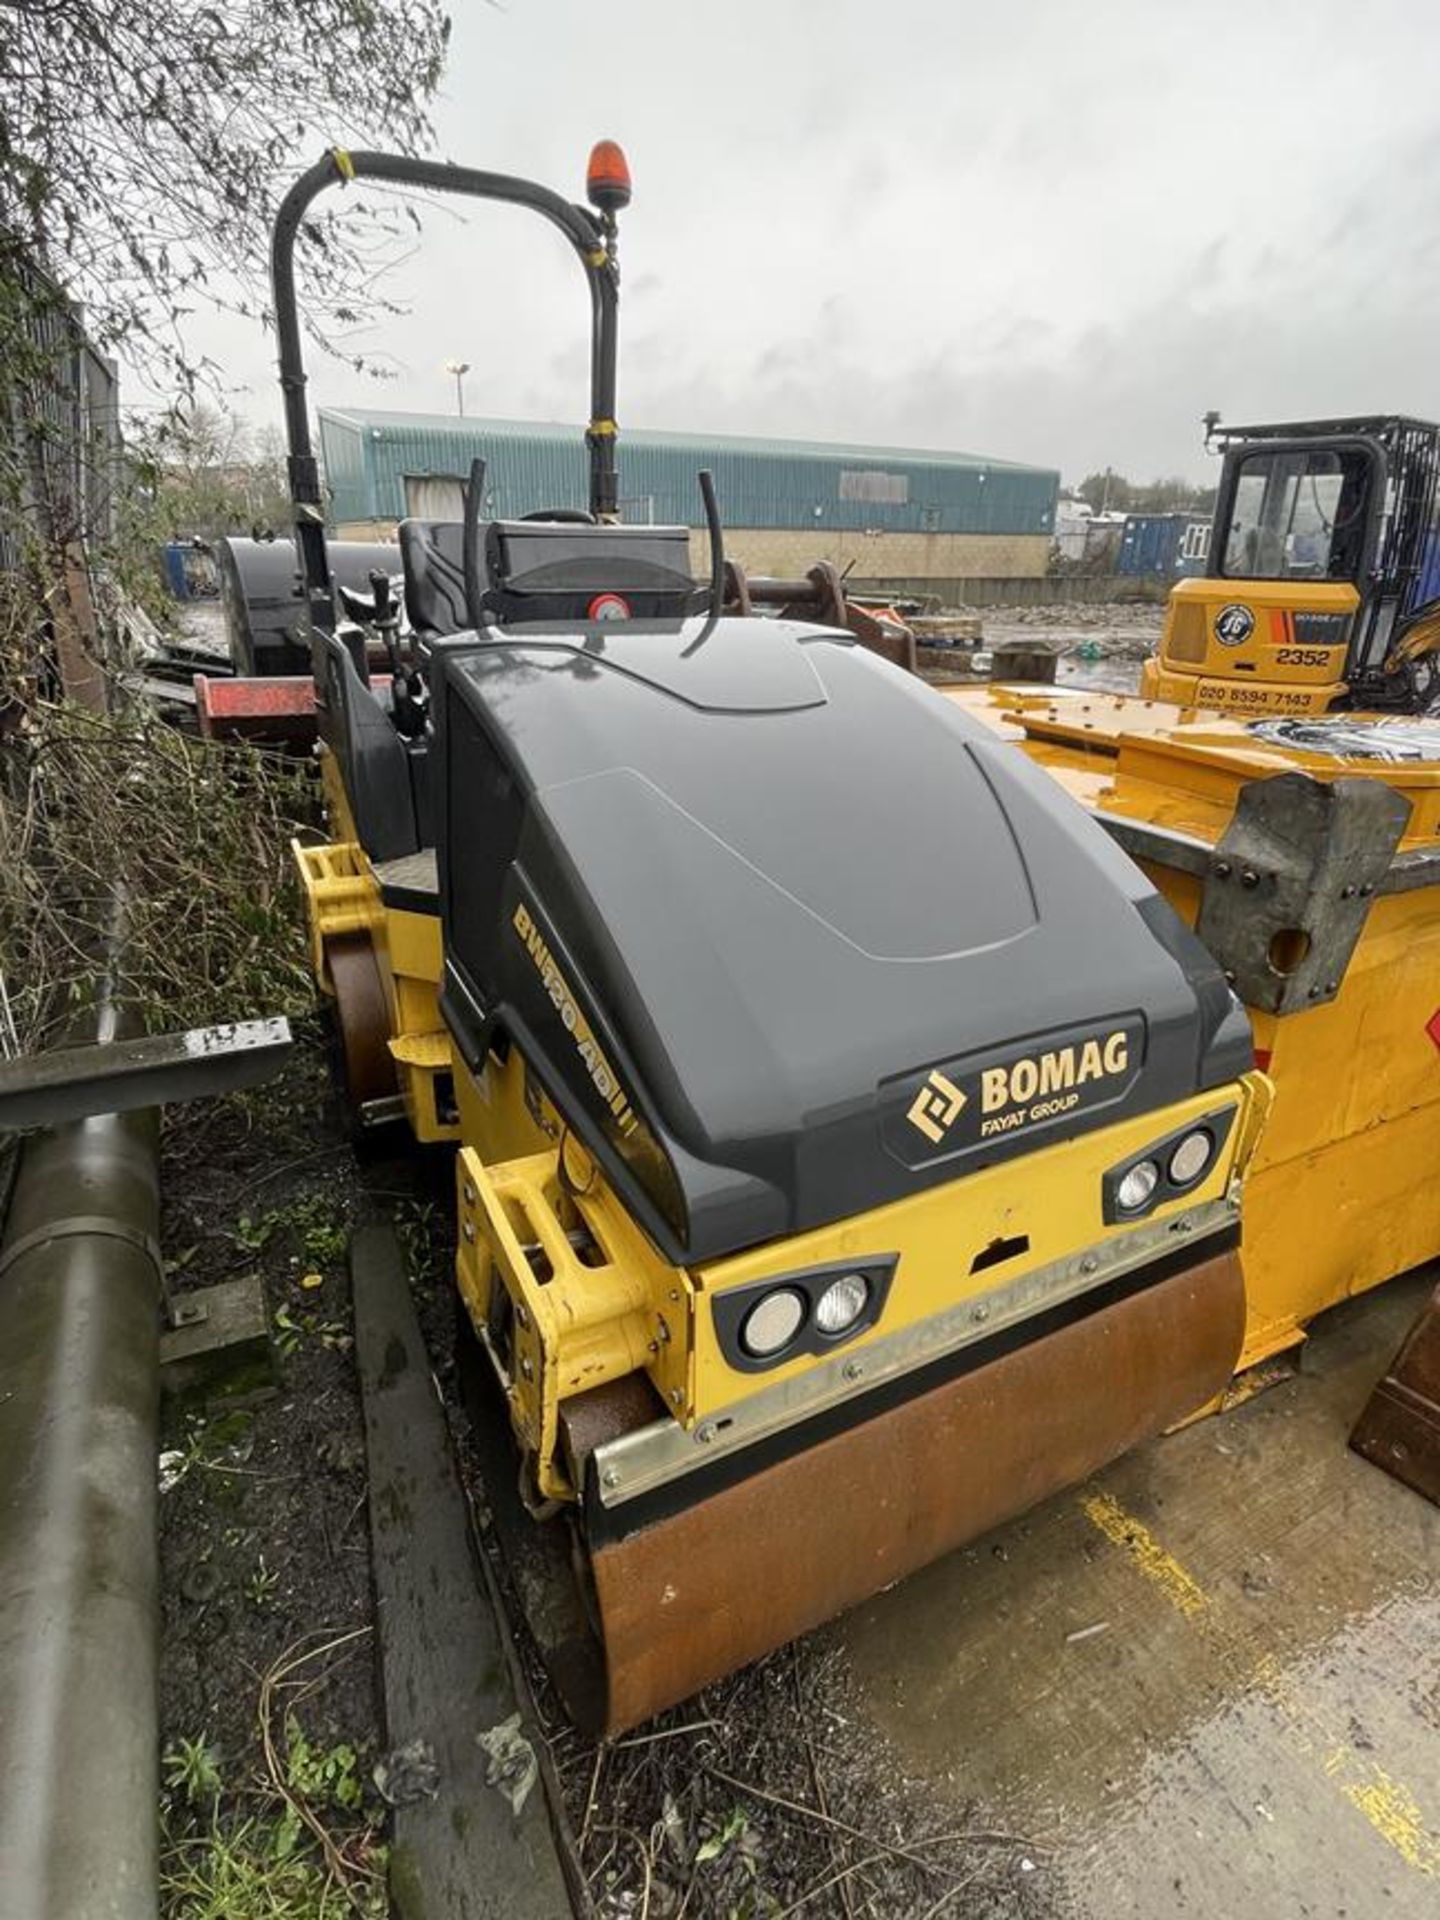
[267, 144, 1273, 1734]
[1141, 415, 1440, 716]
[1128, 415, 1440, 1494]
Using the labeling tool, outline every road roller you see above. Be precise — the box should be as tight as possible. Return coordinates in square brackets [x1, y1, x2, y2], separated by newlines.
[268, 144, 1274, 1730]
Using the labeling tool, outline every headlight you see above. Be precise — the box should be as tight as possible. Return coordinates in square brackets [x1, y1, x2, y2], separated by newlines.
[1102, 1107, 1238, 1226]
[814, 1272, 869, 1335]
[714, 1256, 898, 1371]
[1117, 1159, 1160, 1212]
[1168, 1129, 1214, 1187]
[740, 1287, 807, 1358]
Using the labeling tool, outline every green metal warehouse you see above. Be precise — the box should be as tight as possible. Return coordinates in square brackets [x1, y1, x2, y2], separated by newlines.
[317, 408, 1059, 582]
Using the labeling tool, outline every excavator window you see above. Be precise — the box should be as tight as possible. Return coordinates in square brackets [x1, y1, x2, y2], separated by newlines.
[1220, 445, 1372, 583]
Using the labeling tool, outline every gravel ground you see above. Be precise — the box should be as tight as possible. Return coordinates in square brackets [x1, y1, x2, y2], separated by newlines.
[156, 1030, 390, 1910]
[983, 602, 1160, 697]
[915, 603, 1159, 700]
[157, 1031, 1062, 1920]
[536, 1639, 1065, 1919]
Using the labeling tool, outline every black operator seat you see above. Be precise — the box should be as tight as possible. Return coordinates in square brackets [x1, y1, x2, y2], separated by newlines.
[398, 516, 699, 639]
[399, 519, 469, 640]
[316, 629, 425, 861]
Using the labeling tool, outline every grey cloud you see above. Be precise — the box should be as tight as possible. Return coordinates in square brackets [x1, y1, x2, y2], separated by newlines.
[170, 0, 1440, 488]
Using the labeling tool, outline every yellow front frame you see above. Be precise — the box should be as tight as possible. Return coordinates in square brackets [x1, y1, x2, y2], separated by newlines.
[454, 1053, 1269, 1502]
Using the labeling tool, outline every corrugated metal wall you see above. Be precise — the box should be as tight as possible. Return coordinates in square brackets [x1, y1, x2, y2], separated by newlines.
[318, 409, 1058, 537]
[319, 413, 373, 522]
[1, 251, 121, 572]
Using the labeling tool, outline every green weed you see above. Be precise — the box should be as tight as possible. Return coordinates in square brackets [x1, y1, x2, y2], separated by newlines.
[696, 1804, 750, 1865]
[160, 1810, 386, 1920]
[162, 1734, 224, 1809]
[272, 1304, 350, 1358]
[284, 1715, 365, 1814]
[394, 1196, 444, 1288]
[236, 1193, 349, 1268]
[245, 1556, 280, 1610]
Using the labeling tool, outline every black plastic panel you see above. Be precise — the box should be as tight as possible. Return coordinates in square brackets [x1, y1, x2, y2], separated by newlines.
[434, 617, 1252, 1265]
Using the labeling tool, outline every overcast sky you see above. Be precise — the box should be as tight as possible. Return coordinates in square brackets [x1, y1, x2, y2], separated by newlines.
[190, 0, 1440, 486]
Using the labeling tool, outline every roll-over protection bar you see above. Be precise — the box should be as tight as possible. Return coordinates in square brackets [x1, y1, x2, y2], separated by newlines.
[270, 147, 622, 637]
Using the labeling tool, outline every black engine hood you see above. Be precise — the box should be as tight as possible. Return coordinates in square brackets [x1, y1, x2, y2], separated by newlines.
[434, 617, 1251, 1264]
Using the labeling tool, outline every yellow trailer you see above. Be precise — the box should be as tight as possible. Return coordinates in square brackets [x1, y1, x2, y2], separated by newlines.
[943, 685, 1440, 1379]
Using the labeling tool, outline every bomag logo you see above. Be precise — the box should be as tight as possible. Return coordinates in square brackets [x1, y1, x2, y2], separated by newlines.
[890, 1023, 1140, 1167]
[512, 902, 638, 1137]
[978, 1031, 1130, 1137]
[907, 1070, 967, 1146]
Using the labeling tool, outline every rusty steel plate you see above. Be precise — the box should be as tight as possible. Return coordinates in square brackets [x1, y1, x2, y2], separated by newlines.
[1350, 1280, 1440, 1505]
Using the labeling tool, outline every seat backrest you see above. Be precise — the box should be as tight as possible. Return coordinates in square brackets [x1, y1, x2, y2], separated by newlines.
[484, 521, 696, 622]
[317, 631, 423, 861]
[399, 519, 469, 638]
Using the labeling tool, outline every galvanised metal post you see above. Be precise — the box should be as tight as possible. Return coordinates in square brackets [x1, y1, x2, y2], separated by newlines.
[0, 1044, 161, 1919]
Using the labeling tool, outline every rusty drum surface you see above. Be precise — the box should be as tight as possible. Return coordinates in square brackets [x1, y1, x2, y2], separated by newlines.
[328, 933, 398, 1108]
[586, 1250, 1244, 1733]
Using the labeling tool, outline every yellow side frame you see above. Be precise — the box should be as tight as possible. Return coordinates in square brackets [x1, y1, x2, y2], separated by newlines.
[291, 830, 459, 1144]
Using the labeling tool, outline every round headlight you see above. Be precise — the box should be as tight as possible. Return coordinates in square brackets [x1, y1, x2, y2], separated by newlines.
[1168, 1129, 1214, 1187]
[740, 1287, 807, 1358]
[1117, 1158, 1160, 1212]
[815, 1272, 869, 1336]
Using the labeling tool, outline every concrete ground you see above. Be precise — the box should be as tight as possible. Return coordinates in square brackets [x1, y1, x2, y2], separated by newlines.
[840, 1269, 1440, 1918]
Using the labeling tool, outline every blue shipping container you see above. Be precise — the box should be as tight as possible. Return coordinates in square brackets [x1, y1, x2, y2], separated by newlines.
[1117, 512, 1211, 578]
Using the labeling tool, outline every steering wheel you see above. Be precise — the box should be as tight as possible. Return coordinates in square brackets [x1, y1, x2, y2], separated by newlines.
[521, 508, 596, 524]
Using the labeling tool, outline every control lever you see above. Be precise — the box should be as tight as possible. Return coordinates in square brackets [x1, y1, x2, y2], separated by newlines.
[368, 566, 427, 739]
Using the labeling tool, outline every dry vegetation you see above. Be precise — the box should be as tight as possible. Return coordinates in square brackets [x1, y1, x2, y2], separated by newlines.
[0, 688, 313, 1052]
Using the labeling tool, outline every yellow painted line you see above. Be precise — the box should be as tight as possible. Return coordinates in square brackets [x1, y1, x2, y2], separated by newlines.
[1082, 1506, 1440, 1879]
[1079, 1491, 1209, 1618]
[1331, 1762, 1439, 1878]
[1256, 1654, 1440, 1873]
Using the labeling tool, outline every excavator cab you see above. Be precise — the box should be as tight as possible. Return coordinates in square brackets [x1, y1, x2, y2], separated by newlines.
[1141, 416, 1440, 716]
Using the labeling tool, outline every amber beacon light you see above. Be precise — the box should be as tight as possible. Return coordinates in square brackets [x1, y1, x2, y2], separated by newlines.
[586, 140, 632, 213]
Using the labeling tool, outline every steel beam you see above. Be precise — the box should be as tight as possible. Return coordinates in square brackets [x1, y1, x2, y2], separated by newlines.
[0, 1016, 292, 1131]
[193, 671, 314, 739]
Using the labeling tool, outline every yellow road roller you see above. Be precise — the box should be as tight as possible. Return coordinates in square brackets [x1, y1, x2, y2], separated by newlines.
[271, 146, 1271, 1732]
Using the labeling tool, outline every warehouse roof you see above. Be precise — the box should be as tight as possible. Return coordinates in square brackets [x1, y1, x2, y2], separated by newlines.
[319, 407, 1047, 474]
